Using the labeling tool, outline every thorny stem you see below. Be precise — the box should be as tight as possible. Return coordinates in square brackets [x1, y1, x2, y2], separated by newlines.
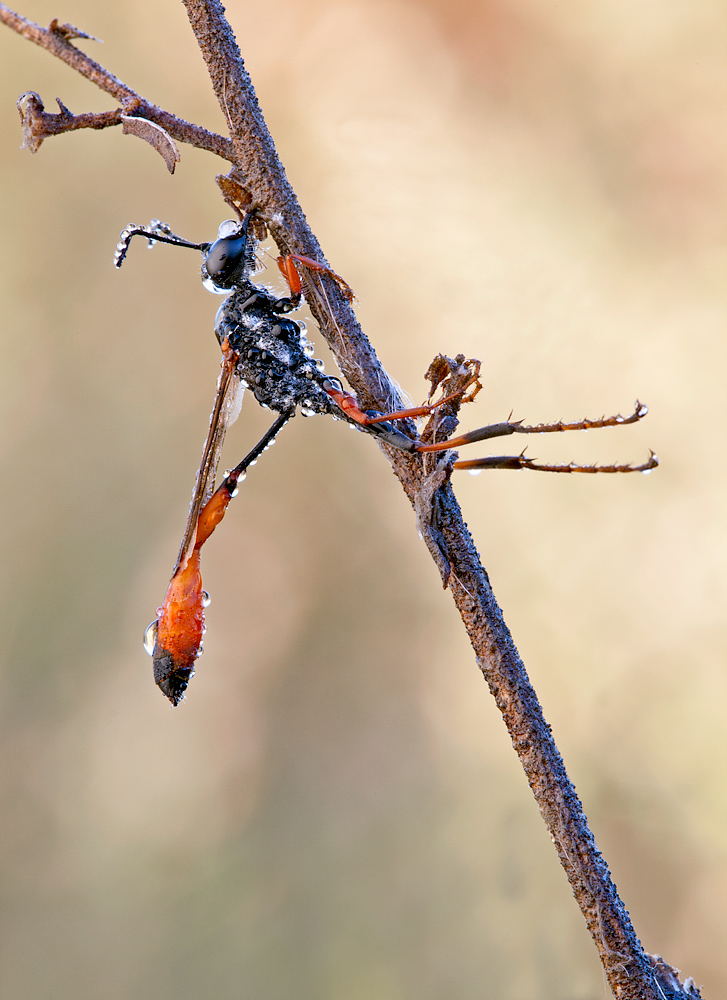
[0, 3, 234, 159]
[1, 2, 700, 997]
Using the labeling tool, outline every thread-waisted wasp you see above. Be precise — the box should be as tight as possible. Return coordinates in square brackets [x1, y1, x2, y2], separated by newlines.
[115, 213, 657, 705]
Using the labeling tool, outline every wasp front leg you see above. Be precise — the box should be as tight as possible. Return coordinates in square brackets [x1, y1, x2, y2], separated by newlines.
[276, 253, 355, 303]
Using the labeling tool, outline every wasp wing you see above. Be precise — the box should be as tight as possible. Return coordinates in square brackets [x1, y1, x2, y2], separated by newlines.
[172, 348, 244, 575]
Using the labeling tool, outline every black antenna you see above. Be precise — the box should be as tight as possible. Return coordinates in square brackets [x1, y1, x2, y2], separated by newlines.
[114, 220, 210, 268]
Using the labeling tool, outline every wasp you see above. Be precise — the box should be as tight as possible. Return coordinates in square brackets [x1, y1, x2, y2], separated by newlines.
[115, 213, 656, 705]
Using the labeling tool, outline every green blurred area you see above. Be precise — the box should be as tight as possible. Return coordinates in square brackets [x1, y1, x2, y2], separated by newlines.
[2, 1, 727, 997]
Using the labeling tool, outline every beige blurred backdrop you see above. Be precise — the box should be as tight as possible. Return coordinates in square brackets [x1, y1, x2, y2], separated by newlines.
[1, 1, 726, 997]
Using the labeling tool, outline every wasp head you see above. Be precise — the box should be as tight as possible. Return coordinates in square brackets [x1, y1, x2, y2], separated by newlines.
[202, 215, 260, 292]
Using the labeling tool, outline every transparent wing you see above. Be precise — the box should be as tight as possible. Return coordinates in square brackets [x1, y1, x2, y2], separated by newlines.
[172, 348, 245, 575]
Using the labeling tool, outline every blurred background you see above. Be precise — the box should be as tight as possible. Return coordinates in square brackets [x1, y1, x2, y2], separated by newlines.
[1, 1, 726, 996]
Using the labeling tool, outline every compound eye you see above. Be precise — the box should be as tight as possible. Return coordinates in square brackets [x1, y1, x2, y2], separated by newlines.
[206, 234, 246, 282]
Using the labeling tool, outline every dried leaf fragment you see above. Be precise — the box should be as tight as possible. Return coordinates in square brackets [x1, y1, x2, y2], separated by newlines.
[121, 115, 180, 174]
[216, 170, 257, 227]
[424, 354, 454, 399]
[17, 91, 47, 153]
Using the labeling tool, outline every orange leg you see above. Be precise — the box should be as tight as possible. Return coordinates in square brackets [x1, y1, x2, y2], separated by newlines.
[276, 253, 355, 302]
[417, 402, 652, 453]
[322, 382, 657, 475]
[322, 381, 477, 430]
[425, 402, 658, 474]
[452, 452, 658, 474]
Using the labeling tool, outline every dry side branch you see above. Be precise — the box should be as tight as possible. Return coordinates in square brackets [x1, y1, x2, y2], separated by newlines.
[17, 91, 123, 152]
[1, 2, 233, 161]
[17, 92, 182, 172]
[0, 2, 700, 997]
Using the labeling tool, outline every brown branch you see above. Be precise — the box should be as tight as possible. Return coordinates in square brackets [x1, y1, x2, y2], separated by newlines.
[1, 2, 701, 997]
[0, 2, 234, 160]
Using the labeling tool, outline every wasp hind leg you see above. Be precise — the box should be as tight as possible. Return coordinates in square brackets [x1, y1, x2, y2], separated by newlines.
[414, 401, 657, 474]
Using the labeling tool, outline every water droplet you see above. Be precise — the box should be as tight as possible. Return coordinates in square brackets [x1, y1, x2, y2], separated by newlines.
[143, 619, 158, 656]
[230, 485, 239, 498]
[468, 469, 483, 477]
[218, 219, 240, 238]
[201, 591, 211, 608]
